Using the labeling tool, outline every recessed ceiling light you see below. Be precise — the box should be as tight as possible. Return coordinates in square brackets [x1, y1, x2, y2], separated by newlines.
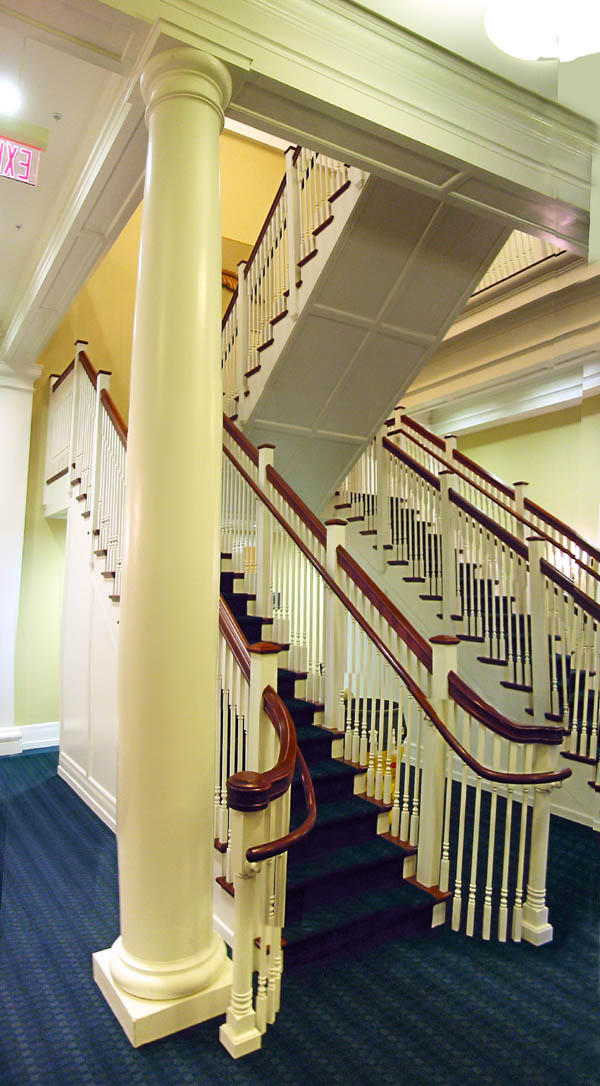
[0, 78, 23, 116]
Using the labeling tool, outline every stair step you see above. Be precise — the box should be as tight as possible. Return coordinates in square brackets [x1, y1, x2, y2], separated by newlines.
[288, 795, 382, 860]
[291, 757, 356, 805]
[282, 881, 436, 965]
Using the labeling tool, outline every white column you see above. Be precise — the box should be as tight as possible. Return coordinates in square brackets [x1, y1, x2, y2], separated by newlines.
[0, 361, 38, 754]
[93, 47, 233, 1047]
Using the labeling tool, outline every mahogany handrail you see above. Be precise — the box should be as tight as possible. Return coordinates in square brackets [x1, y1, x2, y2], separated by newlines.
[100, 389, 127, 447]
[400, 413, 445, 451]
[51, 359, 74, 392]
[382, 437, 440, 490]
[525, 497, 600, 567]
[540, 558, 600, 624]
[448, 671, 565, 745]
[222, 284, 238, 328]
[266, 464, 327, 547]
[452, 447, 515, 500]
[248, 747, 316, 863]
[219, 597, 251, 683]
[223, 413, 259, 466]
[389, 427, 600, 584]
[337, 546, 432, 672]
[449, 488, 528, 560]
[244, 174, 287, 279]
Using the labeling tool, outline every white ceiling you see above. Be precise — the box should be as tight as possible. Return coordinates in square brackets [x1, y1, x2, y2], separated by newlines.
[0, 0, 596, 375]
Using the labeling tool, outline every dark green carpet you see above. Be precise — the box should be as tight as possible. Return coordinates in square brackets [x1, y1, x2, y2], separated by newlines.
[0, 751, 598, 1085]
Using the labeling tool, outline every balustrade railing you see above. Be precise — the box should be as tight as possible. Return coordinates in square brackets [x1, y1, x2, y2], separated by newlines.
[46, 361, 75, 484]
[221, 144, 355, 419]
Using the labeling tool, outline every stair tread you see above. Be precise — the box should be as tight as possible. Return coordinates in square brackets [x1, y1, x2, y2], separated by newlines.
[293, 794, 381, 831]
[292, 757, 355, 788]
[283, 881, 432, 945]
[286, 835, 409, 891]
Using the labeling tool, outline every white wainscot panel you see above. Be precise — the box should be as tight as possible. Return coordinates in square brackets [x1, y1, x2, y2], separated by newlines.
[60, 507, 93, 773]
[89, 583, 119, 807]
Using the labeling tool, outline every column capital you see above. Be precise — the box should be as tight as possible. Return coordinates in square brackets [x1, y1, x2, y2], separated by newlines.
[141, 47, 232, 128]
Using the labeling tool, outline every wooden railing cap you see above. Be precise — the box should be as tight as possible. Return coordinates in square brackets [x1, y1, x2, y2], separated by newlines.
[325, 518, 347, 526]
[430, 635, 461, 646]
[248, 642, 281, 655]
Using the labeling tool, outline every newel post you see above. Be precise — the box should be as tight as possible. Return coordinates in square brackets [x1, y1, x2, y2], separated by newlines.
[439, 470, 459, 621]
[255, 445, 275, 620]
[416, 635, 459, 891]
[235, 260, 249, 421]
[444, 434, 457, 458]
[513, 481, 529, 541]
[375, 437, 391, 571]
[527, 537, 548, 721]
[522, 743, 559, 946]
[284, 146, 301, 320]
[88, 369, 111, 560]
[68, 339, 87, 483]
[324, 519, 347, 731]
[247, 643, 281, 774]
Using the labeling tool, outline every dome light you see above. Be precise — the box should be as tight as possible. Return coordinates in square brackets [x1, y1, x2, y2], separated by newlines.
[485, 0, 600, 62]
[0, 78, 22, 116]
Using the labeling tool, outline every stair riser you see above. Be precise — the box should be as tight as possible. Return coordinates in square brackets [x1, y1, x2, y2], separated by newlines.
[291, 772, 355, 806]
[289, 810, 381, 862]
[286, 857, 406, 923]
[284, 903, 435, 967]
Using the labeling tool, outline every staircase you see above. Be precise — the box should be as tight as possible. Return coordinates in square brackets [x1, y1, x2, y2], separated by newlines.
[223, 146, 509, 514]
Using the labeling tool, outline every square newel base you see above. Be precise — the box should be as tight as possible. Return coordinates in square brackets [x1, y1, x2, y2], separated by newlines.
[521, 905, 553, 946]
[93, 950, 232, 1047]
[219, 1013, 263, 1058]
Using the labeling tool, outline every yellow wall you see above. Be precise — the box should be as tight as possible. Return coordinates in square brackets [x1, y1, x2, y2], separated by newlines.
[15, 132, 285, 724]
[457, 396, 600, 545]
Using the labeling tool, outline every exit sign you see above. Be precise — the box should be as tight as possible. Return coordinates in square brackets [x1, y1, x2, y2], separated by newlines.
[0, 137, 41, 187]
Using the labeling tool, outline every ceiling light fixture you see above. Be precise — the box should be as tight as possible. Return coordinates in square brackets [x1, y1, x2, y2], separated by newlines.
[0, 77, 22, 115]
[484, 0, 600, 62]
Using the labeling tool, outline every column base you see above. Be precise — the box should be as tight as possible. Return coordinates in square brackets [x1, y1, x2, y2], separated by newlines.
[521, 904, 553, 946]
[93, 949, 232, 1047]
[0, 727, 23, 756]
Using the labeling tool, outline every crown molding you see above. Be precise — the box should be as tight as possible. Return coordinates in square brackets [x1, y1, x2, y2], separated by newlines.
[0, 361, 42, 391]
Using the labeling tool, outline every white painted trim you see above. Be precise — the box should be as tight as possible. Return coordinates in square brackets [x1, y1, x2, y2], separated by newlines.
[58, 751, 116, 831]
[0, 361, 41, 391]
[0, 728, 23, 757]
[21, 722, 60, 750]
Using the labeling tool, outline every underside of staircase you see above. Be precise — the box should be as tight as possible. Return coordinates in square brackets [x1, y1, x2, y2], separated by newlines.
[242, 174, 509, 515]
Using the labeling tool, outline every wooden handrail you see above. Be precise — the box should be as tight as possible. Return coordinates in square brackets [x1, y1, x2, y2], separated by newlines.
[79, 349, 98, 389]
[540, 557, 600, 623]
[224, 444, 566, 778]
[223, 413, 259, 466]
[337, 546, 432, 672]
[244, 174, 287, 279]
[51, 359, 74, 392]
[222, 284, 238, 329]
[448, 671, 564, 745]
[266, 464, 327, 547]
[400, 413, 445, 450]
[382, 436, 440, 490]
[449, 488, 528, 559]
[219, 597, 251, 683]
[453, 448, 515, 500]
[525, 497, 600, 566]
[100, 388, 128, 447]
[390, 427, 600, 584]
[248, 746, 316, 863]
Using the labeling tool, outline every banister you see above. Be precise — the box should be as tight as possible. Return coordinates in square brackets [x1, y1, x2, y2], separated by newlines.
[390, 427, 600, 584]
[266, 464, 327, 547]
[525, 497, 600, 567]
[219, 597, 251, 683]
[452, 448, 515, 500]
[540, 557, 600, 623]
[248, 747, 316, 863]
[225, 444, 566, 783]
[223, 413, 259, 465]
[221, 284, 238, 329]
[449, 488, 528, 559]
[244, 174, 287, 279]
[51, 359, 74, 392]
[79, 350, 98, 389]
[400, 413, 445, 450]
[337, 546, 432, 672]
[448, 671, 565, 745]
[226, 684, 316, 861]
[100, 388, 127, 447]
[382, 437, 440, 490]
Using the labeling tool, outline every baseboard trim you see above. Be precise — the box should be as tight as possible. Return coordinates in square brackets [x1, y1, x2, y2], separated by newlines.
[58, 752, 116, 832]
[0, 727, 23, 756]
[21, 721, 60, 750]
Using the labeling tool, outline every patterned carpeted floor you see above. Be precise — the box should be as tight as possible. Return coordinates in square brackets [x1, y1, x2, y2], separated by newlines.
[0, 751, 598, 1085]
